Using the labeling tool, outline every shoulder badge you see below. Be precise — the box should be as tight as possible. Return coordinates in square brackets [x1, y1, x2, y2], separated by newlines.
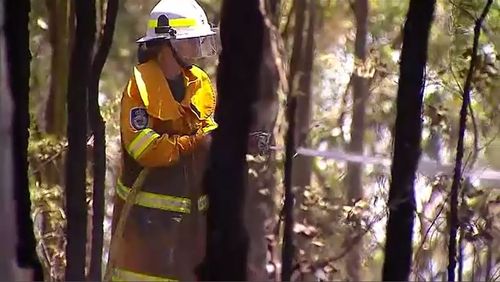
[130, 107, 149, 130]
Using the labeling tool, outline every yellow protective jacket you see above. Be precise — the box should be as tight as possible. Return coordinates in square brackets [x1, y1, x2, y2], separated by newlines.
[111, 60, 217, 281]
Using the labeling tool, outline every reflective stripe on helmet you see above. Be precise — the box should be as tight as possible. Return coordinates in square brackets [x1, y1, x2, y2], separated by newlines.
[126, 128, 159, 160]
[116, 180, 209, 214]
[148, 18, 197, 29]
[112, 267, 178, 281]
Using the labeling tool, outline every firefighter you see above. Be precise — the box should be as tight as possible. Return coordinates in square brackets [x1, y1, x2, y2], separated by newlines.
[108, 0, 219, 280]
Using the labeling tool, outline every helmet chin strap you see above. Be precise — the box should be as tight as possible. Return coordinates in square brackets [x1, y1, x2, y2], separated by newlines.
[167, 40, 192, 69]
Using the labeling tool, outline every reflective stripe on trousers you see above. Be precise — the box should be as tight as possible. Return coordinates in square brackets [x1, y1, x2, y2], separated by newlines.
[112, 267, 178, 281]
[116, 180, 209, 213]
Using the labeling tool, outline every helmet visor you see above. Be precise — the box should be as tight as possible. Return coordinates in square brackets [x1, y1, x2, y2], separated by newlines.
[170, 30, 221, 60]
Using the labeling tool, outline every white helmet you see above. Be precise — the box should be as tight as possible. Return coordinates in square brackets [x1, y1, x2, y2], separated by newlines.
[137, 0, 220, 60]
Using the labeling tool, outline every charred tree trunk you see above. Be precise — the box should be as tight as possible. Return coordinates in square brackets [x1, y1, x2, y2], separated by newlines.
[381, 0, 435, 280]
[447, 1, 492, 281]
[4, 0, 44, 279]
[0, 2, 17, 278]
[345, 0, 368, 280]
[282, 0, 306, 280]
[65, 0, 95, 280]
[88, 0, 118, 280]
[200, 0, 264, 280]
[245, 0, 282, 280]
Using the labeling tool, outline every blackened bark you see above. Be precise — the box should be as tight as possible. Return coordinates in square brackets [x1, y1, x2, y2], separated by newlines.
[381, 0, 435, 280]
[65, 0, 96, 280]
[4, 0, 44, 279]
[282, 0, 306, 280]
[345, 0, 368, 280]
[447, 1, 492, 281]
[282, 72, 297, 282]
[200, 0, 264, 280]
[88, 0, 118, 280]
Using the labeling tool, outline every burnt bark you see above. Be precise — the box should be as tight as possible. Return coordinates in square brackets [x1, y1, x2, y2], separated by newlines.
[381, 0, 435, 280]
[345, 0, 368, 280]
[281, 0, 307, 280]
[87, 0, 118, 280]
[65, 0, 96, 280]
[4, 0, 44, 279]
[199, 0, 264, 280]
[447, 1, 493, 281]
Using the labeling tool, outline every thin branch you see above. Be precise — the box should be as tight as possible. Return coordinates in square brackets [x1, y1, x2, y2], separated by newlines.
[449, 63, 464, 94]
[415, 191, 448, 262]
[337, 74, 353, 141]
[478, 129, 500, 151]
[447, 65, 481, 169]
[448, 1, 493, 281]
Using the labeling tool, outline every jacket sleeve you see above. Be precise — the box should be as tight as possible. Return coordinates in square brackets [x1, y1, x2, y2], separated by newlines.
[120, 80, 205, 168]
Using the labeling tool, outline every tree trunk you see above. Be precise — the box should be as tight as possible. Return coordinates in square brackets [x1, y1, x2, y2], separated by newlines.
[345, 0, 368, 280]
[199, 0, 264, 280]
[281, 1, 306, 280]
[292, 0, 315, 214]
[45, 0, 72, 136]
[0, 1, 17, 278]
[245, 0, 281, 280]
[88, 0, 118, 280]
[4, 0, 44, 280]
[381, 0, 435, 280]
[65, 0, 95, 280]
[291, 1, 315, 276]
[447, 2, 492, 281]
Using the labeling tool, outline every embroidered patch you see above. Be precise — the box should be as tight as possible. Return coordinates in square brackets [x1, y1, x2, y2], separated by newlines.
[130, 107, 149, 130]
